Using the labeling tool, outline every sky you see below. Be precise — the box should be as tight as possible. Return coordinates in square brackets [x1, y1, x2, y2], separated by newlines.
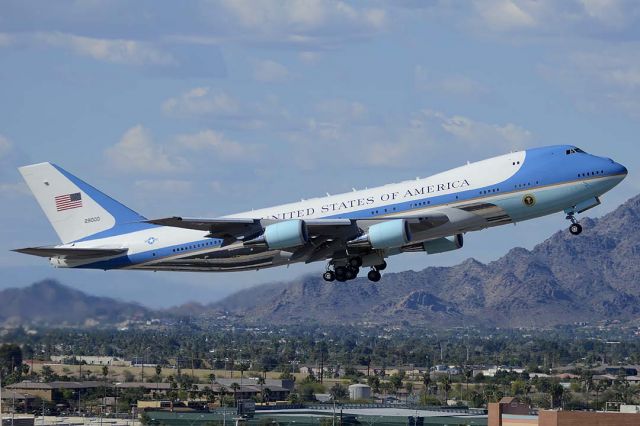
[1, 0, 640, 308]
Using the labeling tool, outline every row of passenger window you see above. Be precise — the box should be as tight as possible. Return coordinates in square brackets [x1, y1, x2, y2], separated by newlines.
[172, 241, 215, 252]
[578, 170, 604, 177]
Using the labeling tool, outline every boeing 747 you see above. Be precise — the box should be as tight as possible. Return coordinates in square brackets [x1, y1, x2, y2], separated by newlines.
[14, 145, 627, 282]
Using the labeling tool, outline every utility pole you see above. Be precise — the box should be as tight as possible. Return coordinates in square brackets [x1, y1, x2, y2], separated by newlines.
[1, 372, 3, 426]
[320, 351, 324, 384]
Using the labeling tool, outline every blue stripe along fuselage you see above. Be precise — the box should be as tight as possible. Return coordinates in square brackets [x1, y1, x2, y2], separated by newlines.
[75, 145, 627, 270]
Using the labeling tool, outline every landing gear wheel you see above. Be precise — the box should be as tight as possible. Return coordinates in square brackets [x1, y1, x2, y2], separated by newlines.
[345, 266, 359, 280]
[367, 269, 381, 282]
[335, 266, 347, 281]
[348, 257, 363, 268]
[375, 261, 387, 271]
[569, 223, 583, 235]
[323, 271, 335, 282]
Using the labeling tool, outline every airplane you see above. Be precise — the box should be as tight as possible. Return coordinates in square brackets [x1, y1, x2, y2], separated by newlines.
[14, 145, 627, 283]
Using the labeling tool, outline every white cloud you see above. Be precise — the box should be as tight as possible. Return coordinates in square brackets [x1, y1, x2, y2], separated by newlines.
[315, 99, 368, 121]
[0, 33, 14, 47]
[214, 0, 387, 47]
[473, 0, 537, 31]
[162, 87, 240, 116]
[0, 135, 12, 159]
[421, 110, 532, 149]
[134, 179, 193, 194]
[35, 32, 174, 66]
[176, 129, 259, 160]
[106, 125, 185, 173]
[253, 59, 290, 82]
[414, 66, 488, 97]
[458, 0, 640, 37]
[540, 45, 640, 116]
[0, 182, 30, 196]
[299, 51, 321, 63]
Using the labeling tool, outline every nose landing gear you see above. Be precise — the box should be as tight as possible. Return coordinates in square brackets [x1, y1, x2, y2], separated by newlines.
[566, 213, 583, 235]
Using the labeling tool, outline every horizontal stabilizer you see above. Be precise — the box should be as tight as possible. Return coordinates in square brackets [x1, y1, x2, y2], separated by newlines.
[13, 246, 128, 259]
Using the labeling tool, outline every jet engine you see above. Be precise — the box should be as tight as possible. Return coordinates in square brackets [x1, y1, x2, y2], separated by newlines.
[402, 234, 464, 254]
[347, 219, 412, 249]
[244, 219, 309, 250]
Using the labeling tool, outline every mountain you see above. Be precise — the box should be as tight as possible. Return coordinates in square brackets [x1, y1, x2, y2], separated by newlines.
[212, 194, 640, 327]
[0, 280, 150, 326]
[4, 195, 640, 328]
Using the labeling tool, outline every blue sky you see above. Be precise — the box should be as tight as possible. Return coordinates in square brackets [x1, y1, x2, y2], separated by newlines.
[1, 0, 640, 308]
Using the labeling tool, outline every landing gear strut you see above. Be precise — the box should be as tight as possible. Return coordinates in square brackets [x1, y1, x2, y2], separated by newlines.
[566, 213, 583, 235]
[323, 257, 386, 283]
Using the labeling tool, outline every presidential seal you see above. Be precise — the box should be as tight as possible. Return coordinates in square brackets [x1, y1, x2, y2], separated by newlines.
[523, 194, 536, 207]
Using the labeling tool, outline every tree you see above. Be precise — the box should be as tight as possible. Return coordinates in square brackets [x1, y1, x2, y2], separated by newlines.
[257, 376, 266, 402]
[279, 368, 294, 381]
[0, 344, 22, 375]
[230, 382, 240, 404]
[389, 374, 403, 394]
[440, 376, 452, 402]
[262, 387, 272, 404]
[0, 344, 23, 383]
[405, 382, 414, 401]
[329, 383, 348, 400]
[41, 365, 56, 382]
[422, 373, 432, 395]
[102, 365, 109, 380]
[367, 376, 380, 393]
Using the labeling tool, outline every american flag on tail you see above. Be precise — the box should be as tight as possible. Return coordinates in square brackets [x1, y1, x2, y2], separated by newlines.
[55, 192, 83, 211]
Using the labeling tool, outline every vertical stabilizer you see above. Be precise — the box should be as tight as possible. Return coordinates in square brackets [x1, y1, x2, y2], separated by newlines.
[18, 163, 146, 243]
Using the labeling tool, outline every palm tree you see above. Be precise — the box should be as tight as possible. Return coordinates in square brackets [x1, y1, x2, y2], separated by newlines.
[238, 362, 249, 389]
[257, 376, 266, 403]
[262, 387, 272, 405]
[230, 382, 240, 405]
[440, 376, 451, 402]
[155, 365, 162, 394]
[422, 373, 432, 395]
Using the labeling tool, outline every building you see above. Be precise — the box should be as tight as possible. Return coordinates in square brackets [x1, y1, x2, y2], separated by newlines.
[5, 381, 103, 403]
[348, 384, 371, 400]
[50, 356, 131, 366]
[117, 381, 290, 403]
[0, 390, 36, 412]
[488, 397, 640, 426]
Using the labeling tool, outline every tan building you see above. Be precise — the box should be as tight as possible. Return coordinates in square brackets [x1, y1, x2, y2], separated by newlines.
[6, 381, 103, 402]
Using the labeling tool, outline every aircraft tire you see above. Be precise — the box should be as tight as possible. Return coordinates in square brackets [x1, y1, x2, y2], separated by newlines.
[349, 257, 363, 268]
[368, 270, 381, 282]
[323, 271, 335, 282]
[569, 223, 582, 235]
[375, 261, 387, 271]
[335, 266, 347, 281]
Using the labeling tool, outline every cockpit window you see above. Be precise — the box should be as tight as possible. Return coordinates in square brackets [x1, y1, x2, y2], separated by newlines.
[566, 147, 586, 155]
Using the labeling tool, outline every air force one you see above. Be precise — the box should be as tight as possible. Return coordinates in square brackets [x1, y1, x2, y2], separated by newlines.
[14, 145, 627, 282]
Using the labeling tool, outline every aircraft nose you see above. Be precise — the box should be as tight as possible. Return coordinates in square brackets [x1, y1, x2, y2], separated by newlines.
[613, 161, 628, 177]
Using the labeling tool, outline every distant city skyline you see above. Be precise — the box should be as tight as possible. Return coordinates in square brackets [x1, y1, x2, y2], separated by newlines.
[1, 1, 639, 307]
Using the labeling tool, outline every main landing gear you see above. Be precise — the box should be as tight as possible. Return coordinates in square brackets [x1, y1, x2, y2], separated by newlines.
[566, 213, 583, 235]
[323, 258, 387, 283]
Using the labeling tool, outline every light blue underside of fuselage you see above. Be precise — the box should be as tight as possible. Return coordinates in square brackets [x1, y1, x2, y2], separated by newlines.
[74, 145, 625, 270]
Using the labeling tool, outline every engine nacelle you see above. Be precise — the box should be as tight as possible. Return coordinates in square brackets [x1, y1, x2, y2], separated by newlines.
[262, 219, 309, 250]
[348, 219, 411, 250]
[422, 234, 464, 254]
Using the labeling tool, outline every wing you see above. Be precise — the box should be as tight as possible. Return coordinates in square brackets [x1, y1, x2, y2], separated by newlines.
[13, 246, 128, 259]
[147, 216, 361, 244]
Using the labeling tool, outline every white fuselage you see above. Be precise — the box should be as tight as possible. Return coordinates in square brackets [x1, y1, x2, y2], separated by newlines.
[48, 146, 627, 272]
